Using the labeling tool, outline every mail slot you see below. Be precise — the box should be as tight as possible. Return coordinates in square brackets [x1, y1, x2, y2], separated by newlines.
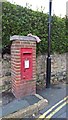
[21, 48, 33, 80]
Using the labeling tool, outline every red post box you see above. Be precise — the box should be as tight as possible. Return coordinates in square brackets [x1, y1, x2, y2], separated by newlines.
[10, 35, 36, 99]
[21, 48, 33, 80]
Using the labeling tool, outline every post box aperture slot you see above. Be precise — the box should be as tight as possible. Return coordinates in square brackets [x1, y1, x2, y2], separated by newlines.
[23, 51, 32, 54]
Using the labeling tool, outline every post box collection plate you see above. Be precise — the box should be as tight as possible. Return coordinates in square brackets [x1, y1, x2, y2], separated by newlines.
[24, 60, 29, 68]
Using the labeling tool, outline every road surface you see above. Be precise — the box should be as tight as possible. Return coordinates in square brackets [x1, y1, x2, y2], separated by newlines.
[36, 82, 68, 119]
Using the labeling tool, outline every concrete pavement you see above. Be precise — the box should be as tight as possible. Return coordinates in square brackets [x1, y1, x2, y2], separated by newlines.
[1, 81, 67, 119]
[1, 93, 48, 118]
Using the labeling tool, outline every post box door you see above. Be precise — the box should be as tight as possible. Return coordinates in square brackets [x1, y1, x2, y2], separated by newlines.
[21, 48, 33, 80]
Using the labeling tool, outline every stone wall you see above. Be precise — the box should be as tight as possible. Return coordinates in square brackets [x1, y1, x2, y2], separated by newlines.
[1, 54, 11, 92]
[1, 53, 67, 92]
[36, 53, 66, 87]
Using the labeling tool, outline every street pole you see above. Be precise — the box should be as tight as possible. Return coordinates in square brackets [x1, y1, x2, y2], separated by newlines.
[46, 0, 52, 88]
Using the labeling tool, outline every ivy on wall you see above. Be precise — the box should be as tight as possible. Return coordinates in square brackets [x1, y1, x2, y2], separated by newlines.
[2, 2, 68, 54]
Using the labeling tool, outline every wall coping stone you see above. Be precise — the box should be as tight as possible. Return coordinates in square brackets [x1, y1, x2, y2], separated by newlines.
[10, 35, 36, 41]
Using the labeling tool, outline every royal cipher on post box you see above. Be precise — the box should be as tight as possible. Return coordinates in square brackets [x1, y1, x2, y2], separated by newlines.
[10, 35, 36, 99]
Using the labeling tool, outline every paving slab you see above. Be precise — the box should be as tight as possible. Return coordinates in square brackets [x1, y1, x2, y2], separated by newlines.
[1, 92, 48, 118]
[2, 99, 30, 116]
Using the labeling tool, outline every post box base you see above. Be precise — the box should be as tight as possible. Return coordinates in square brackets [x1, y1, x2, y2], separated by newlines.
[12, 80, 36, 99]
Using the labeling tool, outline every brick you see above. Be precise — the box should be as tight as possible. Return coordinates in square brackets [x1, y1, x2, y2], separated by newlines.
[13, 66, 21, 69]
[15, 44, 21, 47]
[12, 53, 21, 56]
[12, 63, 20, 66]
[15, 41, 20, 44]
[12, 65, 21, 69]
[12, 61, 21, 64]
[11, 47, 20, 50]
[12, 71, 21, 76]
[13, 56, 20, 59]
[11, 67, 20, 71]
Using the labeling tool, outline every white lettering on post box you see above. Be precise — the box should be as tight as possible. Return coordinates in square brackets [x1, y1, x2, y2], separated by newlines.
[25, 60, 29, 68]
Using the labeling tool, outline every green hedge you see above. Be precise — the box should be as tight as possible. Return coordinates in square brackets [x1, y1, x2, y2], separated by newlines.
[2, 2, 68, 54]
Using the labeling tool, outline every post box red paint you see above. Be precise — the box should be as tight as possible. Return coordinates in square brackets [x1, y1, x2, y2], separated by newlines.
[21, 48, 33, 80]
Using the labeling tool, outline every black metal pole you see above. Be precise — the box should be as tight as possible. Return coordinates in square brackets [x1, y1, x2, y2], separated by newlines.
[46, 0, 52, 88]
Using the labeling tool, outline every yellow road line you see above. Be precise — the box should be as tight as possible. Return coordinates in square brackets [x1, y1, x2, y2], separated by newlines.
[39, 96, 68, 118]
[46, 100, 68, 119]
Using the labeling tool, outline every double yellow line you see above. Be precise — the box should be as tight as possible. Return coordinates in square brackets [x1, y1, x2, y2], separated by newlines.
[39, 96, 68, 119]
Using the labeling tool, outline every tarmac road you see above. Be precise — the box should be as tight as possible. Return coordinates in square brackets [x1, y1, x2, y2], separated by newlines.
[36, 82, 68, 119]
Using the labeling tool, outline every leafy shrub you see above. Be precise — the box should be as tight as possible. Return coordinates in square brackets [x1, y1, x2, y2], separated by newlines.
[2, 2, 68, 54]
